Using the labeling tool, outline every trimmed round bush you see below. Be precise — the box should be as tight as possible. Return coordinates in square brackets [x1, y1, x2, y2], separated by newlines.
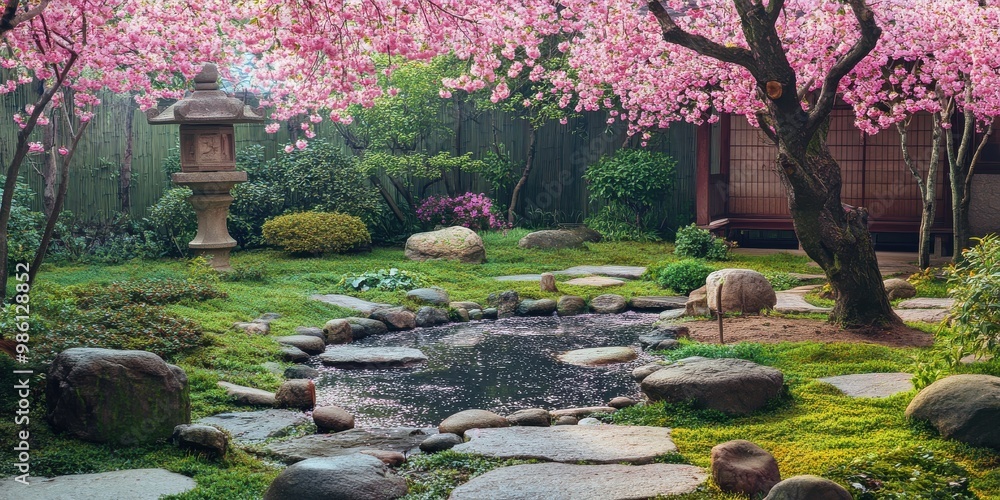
[657, 259, 714, 295]
[263, 212, 371, 255]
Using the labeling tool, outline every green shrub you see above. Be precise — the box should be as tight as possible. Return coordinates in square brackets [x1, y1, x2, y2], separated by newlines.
[674, 223, 729, 260]
[145, 187, 197, 256]
[272, 141, 383, 224]
[339, 268, 425, 292]
[1, 177, 43, 271]
[825, 446, 974, 499]
[229, 181, 285, 248]
[583, 202, 660, 242]
[763, 271, 799, 291]
[262, 211, 371, 255]
[583, 149, 676, 231]
[948, 234, 1000, 357]
[656, 259, 714, 295]
[75, 278, 226, 309]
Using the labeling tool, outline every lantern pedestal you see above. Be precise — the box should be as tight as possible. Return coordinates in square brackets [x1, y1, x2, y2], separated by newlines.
[172, 171, 247, 271]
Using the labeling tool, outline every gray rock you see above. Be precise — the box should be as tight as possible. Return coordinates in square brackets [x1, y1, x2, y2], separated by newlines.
[516, 298, 558, 316]
[419, 433, 464, 453]
[404, 226, 486, 264]
[711, 439, 781, 497]
[629, 296, 687, 311]
[406, 287, 450, 306]
[639, 326, 689, 349]
[897, 298, 955, 309]
[322, 319, 353, 344]
[263, 454, 408, 500]
[557, 295, 588, 316]
[345, 317, 389, 339]
[577, 417, 603, 426]
[654, 339, 681, 350]
[450, 301, 483, 311]
[0, 469, 196, 500]
[281, 346, 310, 362]
[439, 409, 509, 436]
[707, 269, 777, 314]
[556, 265, 644, 280]
[540, 272, 559, 292]
[197, 409, 309, 443]
[320, 347, 428, 368]
[590, 294, 627, 314]
[45, 348, 190, 445]
[450, 463, 706, 500]
[905, 374, 1000, 449]
[518, 229, 587, 250]
[313, 406, 355, 433]
[608, 397, 636, 409]
[415, 306, 450, 327]
[506, 408, 551, 427]
[569, 226, 604, 243]
[369, 307, 417, 331]
[564, 276, 626, 287]
[482, 307, 499, 320]
[310, 294, 393, 314]
[632, 362, 666, 382]
[763, 475, 851, 500]
[265, 427, 433, 463]
[276, 335, 326, 355]
[275, 379, 315, 410]
[284, 365, 320, 379]
[455, 308, 471, 322]
[558, 347, 637, 366]
[549, 406, 618, 418]
[234, 321, 269, 334]
[172, 424, 228, 456]
[640, 357, 785, 415]
[468, 309, 484, 320]
[453, 425, 678, 464]
[263, 362, 284, 375]
[360, 450, 407, 467]
[658, 309, 687, 321]
[883, 278, 917, 300]
[554, 416, 578, 425]
[895, 308, 950, 323]
[818, 372, 913, 398]
[685, 286, 710, 316]
[489, 290, 520, 318]
[294, 326, 326, 339]
[218, 381, 276, 406]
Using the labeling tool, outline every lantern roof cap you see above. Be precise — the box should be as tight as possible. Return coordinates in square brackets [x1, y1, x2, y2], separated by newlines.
[146, 63, 265, 125]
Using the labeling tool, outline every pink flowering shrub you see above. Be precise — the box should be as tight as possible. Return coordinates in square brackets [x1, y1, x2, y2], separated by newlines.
[416, 193, 508, 231]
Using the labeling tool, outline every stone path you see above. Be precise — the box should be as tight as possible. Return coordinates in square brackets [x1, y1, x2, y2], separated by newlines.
[897, 298, 955, 309]
[630, 296, 687, 310]
[310, 294, 392, 314]
[895, 308, 950, 323]
[961, 353, 994, 364]
[451, 425, 677, 464]
[197, 409, 309, 443]
[0, 469, 196, 500]
[817, 372, 914, 398]
[319, 346, 427, 368]
[563, 276, 626, 287]
[265, 427, 433, 464]
[450, 463, 707, 500]
[774, 286, 831, 314]
[495, 265, 646, 282]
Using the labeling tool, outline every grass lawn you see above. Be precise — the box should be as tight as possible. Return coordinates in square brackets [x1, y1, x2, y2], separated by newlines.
[2, 228, 997, 499]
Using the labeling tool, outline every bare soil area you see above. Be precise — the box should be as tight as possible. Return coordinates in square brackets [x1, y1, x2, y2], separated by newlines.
[683, 316, 933, 348]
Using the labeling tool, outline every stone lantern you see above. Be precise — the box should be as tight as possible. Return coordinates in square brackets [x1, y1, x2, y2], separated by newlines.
[146, 63, 264, 271]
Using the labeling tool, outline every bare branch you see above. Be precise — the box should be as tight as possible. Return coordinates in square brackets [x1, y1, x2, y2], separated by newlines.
[647, 1, 758, 73]
[1, 0, 50, 36]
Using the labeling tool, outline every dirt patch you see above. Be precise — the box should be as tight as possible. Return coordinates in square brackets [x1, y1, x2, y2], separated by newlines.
[683, 316, 933, 348]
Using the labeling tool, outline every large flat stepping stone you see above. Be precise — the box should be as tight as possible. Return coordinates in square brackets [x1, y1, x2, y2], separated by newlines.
[558, 347, 637, 366]
[817, 372, 913, 398]
[961, 353, 994, 364]
[897, 298, 955, 309]
[775, 291, 831, 314]
[198, 409, 309, 443]
[218, 381, 276, 406]
[0, 468, 196, 500]
[555, 265, 646, 280]
[451, 425, 677, 464]
[450, 463, 707, 500]
[319, 346, 427, 368]
[564, 276, 626, 287]
[895, 308, 949, 323]
[494, 274, 544, 282]
[629, 296, 687, 311]
[265, 427, 433, 464]
[310, 294, 392, 314]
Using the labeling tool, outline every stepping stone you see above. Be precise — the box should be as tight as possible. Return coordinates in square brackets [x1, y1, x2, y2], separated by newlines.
[960, 353, 994, 364]
[0, 468, 196, 500]
[451, 425, 677, 464]
[788, 273, 827, 281]
[319, 346, 427, 368]
[557, 347, 637, 367]
[564, 276, 625, 287]
[629, 296, 687, 311]
[817, 372, 914, 398]
[774, 291, 831, 314]
[217, 381, 276, 406]
[554, 265, 647, 280]
[658, 309, 686, 321]
[310, 294, 392, 314]
[450, 463, 707, 500]
[264, 427, 434, 464]
[276, 335, 326, 355]
[494, 274, 544, 282]
[549, 406, 618, 418]
[897, 298, 955, 309]
[894, 308, 950, 323]
[198, 409, 310, 443]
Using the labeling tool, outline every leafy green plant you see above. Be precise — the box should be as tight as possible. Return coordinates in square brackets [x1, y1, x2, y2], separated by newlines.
[262, 211, 371, 255]
[339, 268, 425, 292]
[948, 234, 1000, 357]
[1, 177, 43, 271]
[272, 141, 383, 224]
[75, 278, 226, 309]
[763, 271, 799, 291]
[584, 202, 660, 242]
[674, 223, 729, 260]
[229, 181, 285, 248]
[145, 187, 197, 257]
[583, 149, 676, 230]
[825, 447, 975, 500]
[656, 259, 714, 295]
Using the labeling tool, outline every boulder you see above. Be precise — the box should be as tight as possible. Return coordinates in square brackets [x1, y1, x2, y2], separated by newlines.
[197, 409, 309, 443]
[468, 309, 484, 320]
[638, 327, 689, 349]
[313, 406, 355, 433]
[294, 326, 326, 340]
[884, 278, 917, 300]
[415, 306, 450, 327]
[904, 374, 1000, 449]
[322, 319, 353, 345]
[276, 335, 326, 355]
[284, 365, 320, 380]
[265, 427, 433, 463]
[685, 286, 710, 316]
[275, 380, 316, 410]
[518, 229, 588, 249]
[406, 287, 450, 306]
[609, 397, 637, 409]
[577, 417, 603, 426]
[590, 294, 628, 314]
[554, 416, 578, 425]
[310, 294, 392, 314]
[762, 475, 851, 500]
[404, 226, 485, 264]
[516, 298, 557, 316]
[540, 272, 558, 292]
[570, 226, 603, 243]
[658, 309, 686, 321]
[557, 295, 588, 316]
[345, 317, 389, 339]
[450, 301, 483, 311]
[171, 424, 228, 457]
[455, 308, 471, 322]
[281, 346, 310, 363]
[506, 408, 551, 427]
[488, 290, 520, 318]
[632, 363, 666, 382]
[558, 347, 637, 367]
[439, 409, 509, 437]
[419, 433, 464, 453]
[263, 454, 408, 500]
[482, 307, 499, 320]
[711, 439, 781, 497]
[45, 348, 190, 445]
[319, 347, 427, 368]
[234, 321, 269, 335]
[629, 296, 687, 311]
[640, 357, 784, 415]
[369, 307, 416, 331]
[706, 269, 777, 314]
[653, 339, 681, 350]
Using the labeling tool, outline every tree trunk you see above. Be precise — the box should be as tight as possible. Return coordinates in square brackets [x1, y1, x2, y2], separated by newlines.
[507, 127, 537, 224]
[120, 100, 135, 214]
[369, 175, 406, 224]
[41, 117, 57, 216]
[897, 117, 941, 269]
